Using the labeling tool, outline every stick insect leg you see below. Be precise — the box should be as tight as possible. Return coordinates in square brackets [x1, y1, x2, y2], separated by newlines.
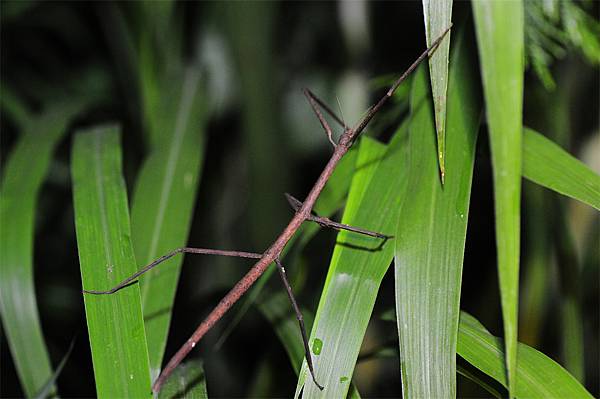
[302, 88, 337, 148]
[83, 248, 262, 295]
[275, 258, 324, 391]
[285, 193, 393, 240]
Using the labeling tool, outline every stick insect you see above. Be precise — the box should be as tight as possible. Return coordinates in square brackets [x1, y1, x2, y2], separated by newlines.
[84, 26, 451, 393]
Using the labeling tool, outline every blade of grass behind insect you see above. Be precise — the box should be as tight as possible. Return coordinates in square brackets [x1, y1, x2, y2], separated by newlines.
[295, 125, 410, 398]
[422, 0, 452, 182]
[259, 136, 388, 397]
[0, 101, 83, 397]
[394, 26, 480, 398]
[223, 1, 289, 247]
[473, 2, 524, 396]
[130, 67, 207, 378]
[523, 128, 600, 210]
[158, 360, 208, 399]
[457, 311, 592, 398]
[72, 127, 151, 397]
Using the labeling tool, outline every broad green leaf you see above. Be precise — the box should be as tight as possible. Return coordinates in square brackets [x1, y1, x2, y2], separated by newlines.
[395, 27, 480, 398]
[259, 292, 361, 399]
[523, 128, 600, 210]
[131, 67, 206, 378]
[295, 129, 409, 398]
[158, 360, 208, 399]
[0, 101, 82, 397]
[473, 2, 524, 396]
[458, 311, 592, 398]
[72, 127, 152, 397]
[422, 0, 452, 182]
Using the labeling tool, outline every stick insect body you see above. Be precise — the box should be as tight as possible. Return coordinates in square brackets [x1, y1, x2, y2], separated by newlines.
[84, 26, 451, 393]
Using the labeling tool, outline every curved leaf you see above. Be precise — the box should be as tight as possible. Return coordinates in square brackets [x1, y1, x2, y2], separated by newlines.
[0, 102, 81, 397]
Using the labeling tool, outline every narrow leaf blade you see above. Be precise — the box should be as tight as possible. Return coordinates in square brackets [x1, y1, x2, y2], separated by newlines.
[295, 131, 410, 398]
[0, 102, 81, 397]
[395, 27, 480, 398]
[131, 67, 207, 377]
[72, 126, 152, 397]
[523, 128, 600, 210]
[473, 2, 525, 395]
[422, 0, 453, 182]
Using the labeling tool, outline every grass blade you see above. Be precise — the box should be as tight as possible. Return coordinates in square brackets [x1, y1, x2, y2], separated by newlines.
[295, 130, 410, 398]
[473, 2, 525, 395]
[394, 27, 480, 398]
[458, 311, 593, 398]
[158, 360, 208, 399]
[130, 67, 206, 378]
[72, 126, 152, 397]
[422, 0, 452, 182]
[523, 128, 600, 210]
[0, 102, 82, 397]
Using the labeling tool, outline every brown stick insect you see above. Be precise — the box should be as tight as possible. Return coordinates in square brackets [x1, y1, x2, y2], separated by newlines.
[84, 26, 451, 393]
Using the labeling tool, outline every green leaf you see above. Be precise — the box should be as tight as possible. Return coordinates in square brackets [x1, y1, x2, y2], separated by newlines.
[158, 360, 208, 399]
[0, 102, 82, 397]
[473, 2, 525, 396]
[457, 311, 593, 398]
[295, 131, 409, 398]
[422, 0, 452, 182]
[130, 67, 207, 378]
[72, 126, 152, 397]
[394, 27, 480, 398]
[523, 128, 600, 210]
